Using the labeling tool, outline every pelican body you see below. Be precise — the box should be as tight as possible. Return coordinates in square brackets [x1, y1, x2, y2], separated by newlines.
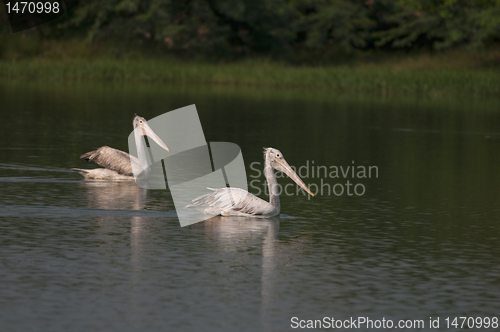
[72, 115, 169, 180]
[187, 148, 314, 217]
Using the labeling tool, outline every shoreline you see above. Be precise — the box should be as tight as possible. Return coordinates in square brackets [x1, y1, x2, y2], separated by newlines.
[1, 58, 499, 98]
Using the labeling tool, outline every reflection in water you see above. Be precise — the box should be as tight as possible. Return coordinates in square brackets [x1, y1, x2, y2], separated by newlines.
[194, 217, 282, 332]
[78, 180, 153, 328]
[193, 216, 278, 237]
[260, 218, 280, 332]
[129, 213, 149, 329]
[78, 181, 148, 210]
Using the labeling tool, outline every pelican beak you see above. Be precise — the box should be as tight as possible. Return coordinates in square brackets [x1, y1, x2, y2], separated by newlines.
[140, 123, 169, 152]
[274, 158, 314, 197]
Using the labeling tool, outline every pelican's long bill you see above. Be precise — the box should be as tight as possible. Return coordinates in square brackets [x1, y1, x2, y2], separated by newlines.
[274, 158, 315, 197]
[140, 122, 169, 152]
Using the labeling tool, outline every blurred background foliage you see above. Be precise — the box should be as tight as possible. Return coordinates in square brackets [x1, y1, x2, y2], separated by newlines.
[0, 0, 499, 61]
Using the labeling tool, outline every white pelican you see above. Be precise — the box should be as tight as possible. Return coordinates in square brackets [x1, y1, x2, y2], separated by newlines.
[72, 115, 169, 180]
[187, 148, 314, 217]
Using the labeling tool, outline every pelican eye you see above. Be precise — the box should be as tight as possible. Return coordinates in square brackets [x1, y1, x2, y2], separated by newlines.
[276, 153, 280, 157]
[139, 120, 143, 124]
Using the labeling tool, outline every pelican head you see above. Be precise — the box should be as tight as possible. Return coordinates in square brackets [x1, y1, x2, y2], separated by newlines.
[133, 115, 169, 151]
[264, 147, 314, 197]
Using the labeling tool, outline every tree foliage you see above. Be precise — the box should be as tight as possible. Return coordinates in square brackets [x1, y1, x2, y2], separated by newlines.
[8, 0, 500, 56]
[374, 0, 500, 50]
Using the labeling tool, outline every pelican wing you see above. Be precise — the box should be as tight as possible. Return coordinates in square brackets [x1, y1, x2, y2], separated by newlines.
[188, 187, 278, 217]
[80, 146, 138, 176]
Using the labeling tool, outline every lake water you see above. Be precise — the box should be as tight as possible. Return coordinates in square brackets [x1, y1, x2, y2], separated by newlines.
[1, 80, 499, 331]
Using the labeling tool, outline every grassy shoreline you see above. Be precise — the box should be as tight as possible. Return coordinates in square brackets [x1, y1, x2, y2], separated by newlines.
[1, 56, 499, 98]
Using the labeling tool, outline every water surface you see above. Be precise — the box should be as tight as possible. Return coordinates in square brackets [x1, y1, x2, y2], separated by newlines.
[1, 81, 499, 331]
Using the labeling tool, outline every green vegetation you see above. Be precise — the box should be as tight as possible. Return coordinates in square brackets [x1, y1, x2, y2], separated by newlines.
[1, 52, 499, 97]
[2, 0, 500, 59]
[1, 1, 499, 97]
[48, 0, 500, 55]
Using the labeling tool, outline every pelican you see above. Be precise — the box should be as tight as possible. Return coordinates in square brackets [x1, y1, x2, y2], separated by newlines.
[187, 148, 314, 217]
[72, 115, 169, 180]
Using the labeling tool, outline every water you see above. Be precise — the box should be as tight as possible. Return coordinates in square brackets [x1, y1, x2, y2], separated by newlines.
[1, 80, 500, 331]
